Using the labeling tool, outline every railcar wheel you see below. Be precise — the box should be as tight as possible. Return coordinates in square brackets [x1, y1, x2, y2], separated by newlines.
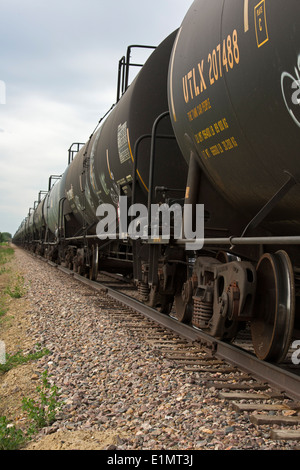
[146, 286, 174, 314]
[251, 250, 295, 363]
[89, 245, 99, 281]
[174, 295, 193, 323]
[174, 280, 193, 323]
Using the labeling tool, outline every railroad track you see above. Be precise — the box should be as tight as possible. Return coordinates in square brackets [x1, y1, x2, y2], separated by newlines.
[36, 255, 300, 443]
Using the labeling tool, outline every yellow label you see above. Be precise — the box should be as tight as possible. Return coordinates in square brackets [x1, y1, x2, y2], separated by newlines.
[254, 0, 269, 48]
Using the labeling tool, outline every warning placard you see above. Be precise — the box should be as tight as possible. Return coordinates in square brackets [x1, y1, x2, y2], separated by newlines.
[254, 0, 269, 48]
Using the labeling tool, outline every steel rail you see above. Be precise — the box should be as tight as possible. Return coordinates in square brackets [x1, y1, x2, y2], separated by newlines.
[54, 265, 300, 402]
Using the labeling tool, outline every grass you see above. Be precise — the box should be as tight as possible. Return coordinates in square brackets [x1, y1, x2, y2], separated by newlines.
[0, 244, 61, 449]
[0, 245, 26, 329]
[0, 244, 19, 315]
[0, 297, 8, 318]
[4, 274, 27, 298]
[0, 244, 14, 266]
[0, 245, 27, 299]
[0, 245, 26, 299]
[0, 346, 50, 373]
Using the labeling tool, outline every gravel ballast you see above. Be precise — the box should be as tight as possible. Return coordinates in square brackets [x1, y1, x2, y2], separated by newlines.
[1, 247, 299, 450]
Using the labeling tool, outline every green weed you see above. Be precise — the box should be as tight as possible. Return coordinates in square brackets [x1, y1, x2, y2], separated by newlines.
[22, 370, 62, 437]
[0, 370, 62, 449]
[0, 416, 26, 450]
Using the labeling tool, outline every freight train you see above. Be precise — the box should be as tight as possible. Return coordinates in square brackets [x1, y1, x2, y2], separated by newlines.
[13, 0, 300, 363]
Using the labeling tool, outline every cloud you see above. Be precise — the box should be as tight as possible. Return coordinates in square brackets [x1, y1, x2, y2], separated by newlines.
[0, 0, 194, 234]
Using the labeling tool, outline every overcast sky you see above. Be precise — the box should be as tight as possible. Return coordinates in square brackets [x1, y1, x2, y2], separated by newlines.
[0, 0, 193, 236]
